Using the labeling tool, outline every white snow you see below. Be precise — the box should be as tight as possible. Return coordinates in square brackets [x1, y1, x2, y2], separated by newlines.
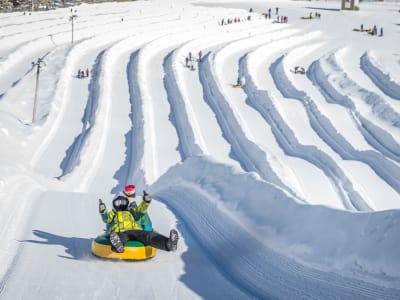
[0, 0, 400, 299]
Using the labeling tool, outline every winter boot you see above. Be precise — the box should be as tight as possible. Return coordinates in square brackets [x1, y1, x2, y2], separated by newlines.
[166, 229, 179, 251]
[109, 232, 124, 253]
[144, 232, 153, 257]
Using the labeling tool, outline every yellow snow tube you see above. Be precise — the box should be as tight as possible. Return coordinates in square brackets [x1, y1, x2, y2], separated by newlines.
[91, 233, 156, 260]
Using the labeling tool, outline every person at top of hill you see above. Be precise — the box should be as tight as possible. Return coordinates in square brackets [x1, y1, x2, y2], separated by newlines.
[98, 191, 178, 253]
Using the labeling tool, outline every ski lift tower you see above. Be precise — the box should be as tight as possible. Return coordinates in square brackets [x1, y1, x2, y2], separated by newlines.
[69, 14, 78, 44]
[31, 57, 46, 123]
[341, 0, 359, 10]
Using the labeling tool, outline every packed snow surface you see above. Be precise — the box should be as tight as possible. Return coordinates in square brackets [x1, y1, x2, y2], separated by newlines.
[0, 0, 400, 299]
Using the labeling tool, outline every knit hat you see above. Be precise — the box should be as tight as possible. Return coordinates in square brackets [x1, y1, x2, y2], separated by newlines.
[124, 184, 136, 196]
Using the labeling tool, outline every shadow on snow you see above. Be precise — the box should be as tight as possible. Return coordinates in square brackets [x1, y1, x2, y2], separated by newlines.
[19, 229, 93, 260]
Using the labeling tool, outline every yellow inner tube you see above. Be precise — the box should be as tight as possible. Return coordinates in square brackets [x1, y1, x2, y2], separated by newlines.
[91, 234, 156, 260]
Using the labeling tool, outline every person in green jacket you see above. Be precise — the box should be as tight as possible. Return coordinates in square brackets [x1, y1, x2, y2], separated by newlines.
[99, 191, 178, 253]
[123, 184, 153, 231]
[103, 184, 153, 233]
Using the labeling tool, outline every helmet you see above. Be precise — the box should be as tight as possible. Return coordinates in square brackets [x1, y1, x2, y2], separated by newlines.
[123, 184, 136, 196]
[112, 195, 129, 211]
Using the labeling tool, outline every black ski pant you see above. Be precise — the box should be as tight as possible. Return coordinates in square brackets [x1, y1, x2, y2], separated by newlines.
[117, 230, 170, 251]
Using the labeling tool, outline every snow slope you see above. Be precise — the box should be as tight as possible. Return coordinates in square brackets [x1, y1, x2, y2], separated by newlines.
[0, 0, 399, 299]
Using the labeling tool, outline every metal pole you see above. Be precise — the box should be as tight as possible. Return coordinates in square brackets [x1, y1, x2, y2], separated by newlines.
[71, 16, 74, 43]
[32, 58, 45, 124]
[70, 15, 77, 44]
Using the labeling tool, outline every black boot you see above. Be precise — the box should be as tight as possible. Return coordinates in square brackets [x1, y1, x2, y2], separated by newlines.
[166, 229, 179, 251]
[110, 232, 124, 253]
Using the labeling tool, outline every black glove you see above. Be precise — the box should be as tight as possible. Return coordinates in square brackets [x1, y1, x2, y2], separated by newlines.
[143, 190, 152, 203]
[99, 199, 106, 213]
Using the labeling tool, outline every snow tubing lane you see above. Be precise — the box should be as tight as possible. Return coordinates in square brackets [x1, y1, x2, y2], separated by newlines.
[91, 234, 156, 260]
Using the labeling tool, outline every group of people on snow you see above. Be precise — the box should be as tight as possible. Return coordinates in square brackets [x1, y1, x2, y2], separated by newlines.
[185, 50, 202, 70]
[218, 15, 252, 26]
[263, 7, 288, 24]
[263, 7, 279, 19]
[77, 68, 90, 79]
[313, 12, 321, 19]
[293, 66, 305, 74]
[358, 24, 383, 36]
[307, 11, 321, 19]
[275, 15, 289, 23]
[371, 25, 383, 36]
[98, 184, 179, 253]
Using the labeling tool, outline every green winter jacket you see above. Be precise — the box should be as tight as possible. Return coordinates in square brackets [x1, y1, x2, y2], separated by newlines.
[127, 195, 153, 231]
[101, 201, 149, 232]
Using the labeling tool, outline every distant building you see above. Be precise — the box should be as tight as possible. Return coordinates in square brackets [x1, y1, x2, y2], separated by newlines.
[341, 0, 359, 10]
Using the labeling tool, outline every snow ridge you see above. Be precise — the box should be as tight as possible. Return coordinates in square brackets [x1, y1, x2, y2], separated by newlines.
[272, 54, 400, 195]
[199, 51, 300, 200]
[360, 52, 400, 101]
[307, 59, 400, 162]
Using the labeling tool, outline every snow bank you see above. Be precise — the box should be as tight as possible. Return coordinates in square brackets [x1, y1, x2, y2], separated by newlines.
[152, 155, 400, 284]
